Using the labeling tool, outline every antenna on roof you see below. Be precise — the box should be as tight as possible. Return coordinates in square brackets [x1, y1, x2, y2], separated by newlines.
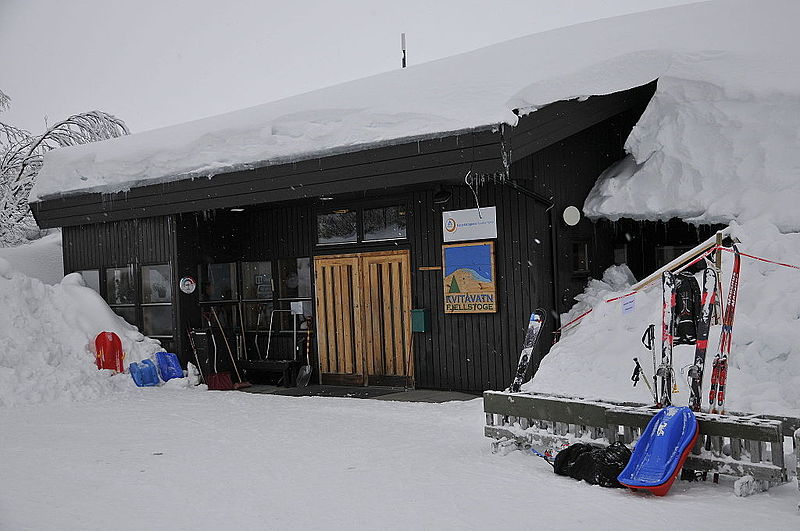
[401, 33, 407, 68]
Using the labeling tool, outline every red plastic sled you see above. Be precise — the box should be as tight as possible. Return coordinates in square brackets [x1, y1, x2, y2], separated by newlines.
[95, 331, 125, 373]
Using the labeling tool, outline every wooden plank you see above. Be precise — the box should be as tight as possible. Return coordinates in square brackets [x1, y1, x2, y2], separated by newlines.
[314, 261, 330, 374]
[366, 261, 380, 376]
[325, 264, 339, 372]
[340, 264, 353, 375]
[483, 392, 609, 427]
[401, 251, 413, 383]
[351, 258, 365, 380]
[390, 259, 403, 376]
[381, 261, 394, 375]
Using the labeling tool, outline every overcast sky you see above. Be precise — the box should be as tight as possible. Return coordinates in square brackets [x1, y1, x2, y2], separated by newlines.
[0, 0, 697, 133]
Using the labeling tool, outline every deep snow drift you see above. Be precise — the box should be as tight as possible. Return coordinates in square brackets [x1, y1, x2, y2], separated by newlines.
[0, 258, 162, 408]
[0, 231, 64, 284]
[528, 220, 800, 416]
[32, 0, 798, 204]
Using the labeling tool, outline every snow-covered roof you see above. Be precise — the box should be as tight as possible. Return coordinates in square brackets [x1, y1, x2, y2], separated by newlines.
[33, 0, 798, 208]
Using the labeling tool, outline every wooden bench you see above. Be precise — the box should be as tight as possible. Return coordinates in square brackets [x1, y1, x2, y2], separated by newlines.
[484, 391, 800, 505]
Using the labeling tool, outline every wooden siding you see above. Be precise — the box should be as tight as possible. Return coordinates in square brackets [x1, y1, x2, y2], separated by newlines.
[62, 216, 174, 271]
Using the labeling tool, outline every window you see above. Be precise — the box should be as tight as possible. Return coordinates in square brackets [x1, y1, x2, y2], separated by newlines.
[106, 266, 135, 305]
[316, 204, 408, 245]
[105, 265, 137, 326]
[572, 242, 590, 274]
[656, 246, 693, 268]
[363, 206, 407, 241]
[200, 262, 237, 301]
[78, 270, 100, 292]
[141, 264, 173, 339]
[317, 210, 358, 245]
[241, 261, 273, 300]
[277, 258, 313, 331]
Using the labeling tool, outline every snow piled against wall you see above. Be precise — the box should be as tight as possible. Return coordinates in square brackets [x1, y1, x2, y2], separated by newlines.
[0, 259, 163, 407]
[527, 220, 800, 416]
[584, 52, 800, 231]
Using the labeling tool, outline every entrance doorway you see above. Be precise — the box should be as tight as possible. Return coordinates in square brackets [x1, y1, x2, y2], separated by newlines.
[314, 250, 413, 387]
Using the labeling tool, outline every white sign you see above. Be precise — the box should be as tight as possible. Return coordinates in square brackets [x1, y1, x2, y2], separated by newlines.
[442, 207, 497, 242]
[621, 294, 636, 315]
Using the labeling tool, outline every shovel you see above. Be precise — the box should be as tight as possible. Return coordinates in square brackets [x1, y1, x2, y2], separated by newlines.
[296, 317, 312, 387]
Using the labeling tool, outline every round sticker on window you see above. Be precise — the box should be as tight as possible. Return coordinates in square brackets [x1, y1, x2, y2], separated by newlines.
[179, 276, 197, 294]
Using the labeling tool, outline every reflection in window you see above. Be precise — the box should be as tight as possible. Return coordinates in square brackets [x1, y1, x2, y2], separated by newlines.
[200, 303, 239, 329]
[241, 261, 273, 300]
[106, 266, 135, 305]
[111, 306, 137, 325]
[78, 270, 100, 293]
[317, 210, 357, 244]
[200, 263, 237, 301]
[141, 264, 171, 304]
[364, 206, 407, 241]
[143, 306, 173, 336]
[243, 302, 274, 331]
[278, 258, 311, 298]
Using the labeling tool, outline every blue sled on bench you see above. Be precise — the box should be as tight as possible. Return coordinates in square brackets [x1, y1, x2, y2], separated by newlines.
[617, 406, 699, 496]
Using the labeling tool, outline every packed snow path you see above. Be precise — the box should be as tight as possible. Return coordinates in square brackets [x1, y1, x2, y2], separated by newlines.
[0, 391, 796, 530]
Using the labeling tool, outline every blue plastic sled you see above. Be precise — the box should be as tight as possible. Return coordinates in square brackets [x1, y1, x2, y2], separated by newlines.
[129, 359, 160, 387]
[617, 406, 699, 496]
[155, 352, 183, 381]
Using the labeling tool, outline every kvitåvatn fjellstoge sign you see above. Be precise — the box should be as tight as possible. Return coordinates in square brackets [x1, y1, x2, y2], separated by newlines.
[442, 241, 497, 313]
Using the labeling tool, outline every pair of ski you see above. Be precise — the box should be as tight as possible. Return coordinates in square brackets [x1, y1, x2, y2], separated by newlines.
[652, 244, 740, 412]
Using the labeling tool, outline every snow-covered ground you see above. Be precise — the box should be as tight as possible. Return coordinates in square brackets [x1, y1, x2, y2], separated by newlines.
[0, 390, 796, 530]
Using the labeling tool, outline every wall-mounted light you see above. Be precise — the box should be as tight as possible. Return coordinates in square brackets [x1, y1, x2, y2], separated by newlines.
[230, 208, 245, 212]
[319, 196, 334, 201]
[562, 205, 581, 226]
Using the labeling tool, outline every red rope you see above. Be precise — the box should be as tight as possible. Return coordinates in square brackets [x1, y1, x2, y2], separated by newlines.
[551, 245, 799, 338]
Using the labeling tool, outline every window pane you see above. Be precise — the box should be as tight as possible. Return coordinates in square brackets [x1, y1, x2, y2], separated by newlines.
[143, 305, 173, 336]
[78, 270, 100, 293]
[363, 206, 407, 241]
[572, 242, 589, 273]
[106, 266, 135, 305]
[317, 210, 357, 244]
[243, 302, 274, 331]
[279, 258, 312, 298]
[200, 303, 239, 329]
[277, 299, 313, 331]
[142, 264, 172, 304]
[200, 263, 237, 301]
[111, 306, 137, 326]
[241, 261, 273, 300]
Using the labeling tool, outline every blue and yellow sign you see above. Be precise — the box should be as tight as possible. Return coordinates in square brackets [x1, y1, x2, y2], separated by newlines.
[442, 241, 496, 313]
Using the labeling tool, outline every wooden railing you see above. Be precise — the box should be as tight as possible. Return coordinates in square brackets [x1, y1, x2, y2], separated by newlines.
[484, 391, 800, 502]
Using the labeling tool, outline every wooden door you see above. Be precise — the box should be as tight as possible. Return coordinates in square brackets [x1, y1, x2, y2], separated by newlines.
[314, 250, 412, 387]
[361, 251, 412, 387]
[314, 256, 364, 385]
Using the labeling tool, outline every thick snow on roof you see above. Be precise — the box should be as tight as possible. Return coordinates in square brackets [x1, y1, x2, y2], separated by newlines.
[32, 0, 797, 201]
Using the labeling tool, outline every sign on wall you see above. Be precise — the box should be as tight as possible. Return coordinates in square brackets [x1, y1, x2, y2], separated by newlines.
[442, 241, 497, 314]
[442, 206, 497, 242]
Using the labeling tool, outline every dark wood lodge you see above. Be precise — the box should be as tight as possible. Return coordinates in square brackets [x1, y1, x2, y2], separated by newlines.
[31, 80, 712, 393]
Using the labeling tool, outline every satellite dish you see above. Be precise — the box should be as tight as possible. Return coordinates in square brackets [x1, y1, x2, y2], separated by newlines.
[563, 206, 581, 226]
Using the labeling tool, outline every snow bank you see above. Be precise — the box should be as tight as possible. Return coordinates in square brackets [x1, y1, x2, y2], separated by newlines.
[527, 220, 800, 416]
[0, 231, 64, 284]
[0, 259, 163, 408]
[31, 0, 799, 201]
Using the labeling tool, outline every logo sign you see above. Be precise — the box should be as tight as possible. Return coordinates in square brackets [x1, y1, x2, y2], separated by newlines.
[442, 206, 497, 242]
[442, 241, 497, 314]
[179, 276, 197, 294]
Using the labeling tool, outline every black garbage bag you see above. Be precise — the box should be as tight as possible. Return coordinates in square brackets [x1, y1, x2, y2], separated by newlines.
[553, 442, 632, 488]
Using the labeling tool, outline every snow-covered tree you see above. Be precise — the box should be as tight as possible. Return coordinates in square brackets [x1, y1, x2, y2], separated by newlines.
[0, 91, 129, 246]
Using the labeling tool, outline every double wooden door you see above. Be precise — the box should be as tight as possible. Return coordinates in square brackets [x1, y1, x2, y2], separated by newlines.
[314, 250, 413, 387]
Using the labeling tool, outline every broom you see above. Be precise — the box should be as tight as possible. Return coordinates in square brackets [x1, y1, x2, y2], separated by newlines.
[211, 306, 251, 390]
